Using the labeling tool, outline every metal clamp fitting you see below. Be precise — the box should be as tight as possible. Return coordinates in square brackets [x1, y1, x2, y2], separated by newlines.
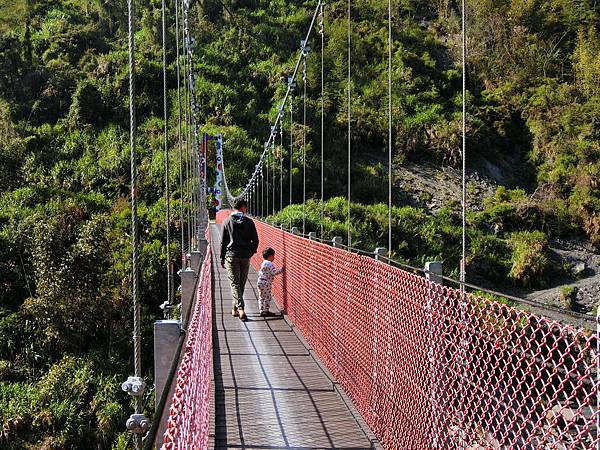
[300, 39, 311, 56]
[121, 376, 146, 397]
[126, 413, 151, 434]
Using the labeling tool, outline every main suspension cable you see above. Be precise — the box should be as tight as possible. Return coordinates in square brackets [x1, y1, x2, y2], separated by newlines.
[183, 0, 207, 238]
[161, 0, 173, 308]
[175, 0, 185, 258]
[289, 92, 294, 214]
[266, 141, 270, 216]
[228, 1, 322, 204]
[280, 116, 283, 212]
[272, 138, 276, 216]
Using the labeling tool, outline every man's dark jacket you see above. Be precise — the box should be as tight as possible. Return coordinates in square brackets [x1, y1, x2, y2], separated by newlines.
[220, 212, 259, 261]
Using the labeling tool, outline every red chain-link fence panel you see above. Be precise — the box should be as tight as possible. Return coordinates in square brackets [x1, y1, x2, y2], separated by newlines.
[162, 230, 212, 449]
[222, 216, 598, 449]
[215, 209, 230, 224]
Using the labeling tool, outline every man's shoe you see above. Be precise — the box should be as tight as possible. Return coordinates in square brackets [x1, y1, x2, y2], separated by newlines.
[238, 309, 247, 321]
[231, 307, 239, 317]
[260, 311, 277, 318]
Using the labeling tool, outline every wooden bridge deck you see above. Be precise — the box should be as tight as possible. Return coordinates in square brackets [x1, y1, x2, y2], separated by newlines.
[209, 224, 377, 449]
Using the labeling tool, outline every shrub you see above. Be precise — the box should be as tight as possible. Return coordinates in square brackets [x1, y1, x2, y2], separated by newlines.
[470, 289, 515, 307]
[468, 234, 511, 282]
[507, 231, 552, 287]
[559, 286, 578, 309]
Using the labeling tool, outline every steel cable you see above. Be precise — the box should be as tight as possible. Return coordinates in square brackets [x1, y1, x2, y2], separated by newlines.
[272, 139, 276, 216]
[175, 0, 185, 257]
[280, 120, 283, 212]
[320, 3, 324, 238]
[183, 0, 207, 236]
[183, 32, 192, 253]
[223, 2, 322, 203]
[162, 0, 173, 307]
[347, 0, 352, 247]
[387, 0, 392, 256]
[266, 141, 270, 216]
[460, 1, 469, 446]
[126, 0, 143, 447]
[302, 52, 307, 234]
[184, 27, 192, 247]
[289, 94, 294, 211]
[461, 0, 467, 287]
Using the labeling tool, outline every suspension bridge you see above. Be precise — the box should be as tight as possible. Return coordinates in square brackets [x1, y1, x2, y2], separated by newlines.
[117, 0, 599, 448]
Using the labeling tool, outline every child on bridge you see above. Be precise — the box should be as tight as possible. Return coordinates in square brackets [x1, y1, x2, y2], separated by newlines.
[257, 247, 283, 317]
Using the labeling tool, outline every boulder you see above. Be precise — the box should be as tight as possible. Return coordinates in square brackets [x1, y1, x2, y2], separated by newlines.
[572, 261, 587, 277]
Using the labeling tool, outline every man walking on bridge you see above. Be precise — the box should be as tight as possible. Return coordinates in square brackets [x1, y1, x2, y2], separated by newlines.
[220, 198, 259, 321]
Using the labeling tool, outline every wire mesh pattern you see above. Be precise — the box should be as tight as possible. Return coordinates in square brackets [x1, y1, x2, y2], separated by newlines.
[215, 212, 599, 449]
[162, 228, 212, 449]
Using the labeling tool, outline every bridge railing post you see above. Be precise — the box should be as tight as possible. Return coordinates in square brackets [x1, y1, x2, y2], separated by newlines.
[424, 261, 443, 285]
[308, 231, 317, 240]
[332, 236, 343, 248]
[179, 267, 196, 326]
[190, 251, 202, 274]
[291, 226, 299, 235]
[424, 260, 443, 447]
[374, 247, 387, 261]
[154, 319, 180, 411]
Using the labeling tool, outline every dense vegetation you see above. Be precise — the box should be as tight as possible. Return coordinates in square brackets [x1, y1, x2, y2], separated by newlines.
[0, 0, 598, 448]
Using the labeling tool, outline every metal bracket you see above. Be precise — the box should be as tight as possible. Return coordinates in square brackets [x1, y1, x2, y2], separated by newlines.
[160, 301, 175, 319]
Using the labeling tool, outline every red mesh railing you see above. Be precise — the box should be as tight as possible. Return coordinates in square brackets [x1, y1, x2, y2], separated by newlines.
[216, 212, 598, 449]
[215, 209, 230, 224]
[162, 231, 212, 449]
